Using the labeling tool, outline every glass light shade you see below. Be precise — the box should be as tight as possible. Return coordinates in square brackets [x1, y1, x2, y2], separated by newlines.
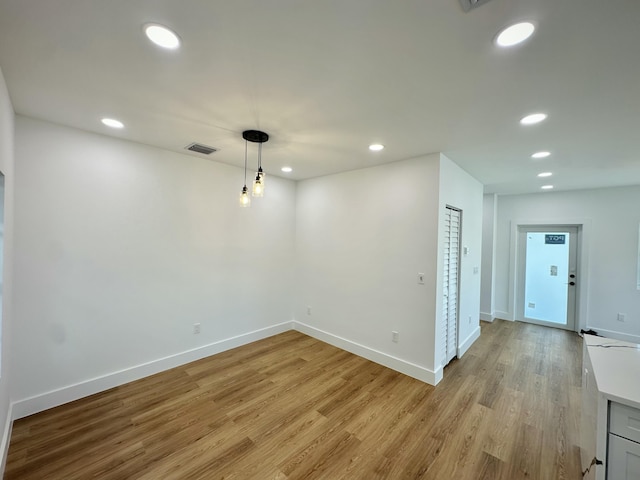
[252, 176, 264, 197]
[239, 186, 251, 207]
[252, 167, 265, 197]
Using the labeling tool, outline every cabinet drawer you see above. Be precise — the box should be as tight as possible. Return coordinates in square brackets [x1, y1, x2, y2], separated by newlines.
[608, 434, 640, 479]
[610, 402, 640, 444]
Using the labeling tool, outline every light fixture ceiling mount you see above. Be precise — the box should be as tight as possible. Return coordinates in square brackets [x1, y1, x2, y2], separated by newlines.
[242, 130, 269, 144]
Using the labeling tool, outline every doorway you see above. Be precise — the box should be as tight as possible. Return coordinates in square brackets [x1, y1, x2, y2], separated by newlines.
[516, 225, 578, 331]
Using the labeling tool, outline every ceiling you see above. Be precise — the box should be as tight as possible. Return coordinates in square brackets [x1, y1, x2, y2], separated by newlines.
[0, 0, 639, 195]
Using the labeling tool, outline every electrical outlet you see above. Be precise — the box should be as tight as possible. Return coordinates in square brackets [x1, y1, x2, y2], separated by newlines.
[392, 331, 399, 343]
[193, 323, 201, 334]
[468, 315, 472, 324]
[307, 306, 312, 316]
[528, 302, 535, 309]
[617, 313, 626, 322]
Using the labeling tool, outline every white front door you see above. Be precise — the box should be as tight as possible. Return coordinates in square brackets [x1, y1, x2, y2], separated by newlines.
[516, 225, 578, 331]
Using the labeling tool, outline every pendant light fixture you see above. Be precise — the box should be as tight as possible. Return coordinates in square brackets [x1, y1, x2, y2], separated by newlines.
[239, 139, 251, 207]
[252, 142, 265, 197]
[239, 130, 269, 206]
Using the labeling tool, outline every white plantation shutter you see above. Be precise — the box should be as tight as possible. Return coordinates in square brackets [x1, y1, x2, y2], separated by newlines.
[442, 207, 461, 367]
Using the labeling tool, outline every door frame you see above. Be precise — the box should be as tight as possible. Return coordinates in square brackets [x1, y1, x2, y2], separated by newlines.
[508, 218, 591, 333]
[515, 225, 578, 331]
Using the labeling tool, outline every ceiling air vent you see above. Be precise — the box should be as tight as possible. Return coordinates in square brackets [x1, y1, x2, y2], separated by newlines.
[459, 0, 493, 12]
[185, 142, 218, 155]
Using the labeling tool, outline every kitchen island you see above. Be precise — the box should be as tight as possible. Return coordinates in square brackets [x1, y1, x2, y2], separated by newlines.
[581, 334, 640, 479]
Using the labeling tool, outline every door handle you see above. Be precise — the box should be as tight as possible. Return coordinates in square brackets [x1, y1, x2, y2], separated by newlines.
[566, 281, 576, 286]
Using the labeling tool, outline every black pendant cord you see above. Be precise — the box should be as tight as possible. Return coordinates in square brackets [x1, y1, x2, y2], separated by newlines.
[244, 139, 248, 187]
[258, 142, 262, 171]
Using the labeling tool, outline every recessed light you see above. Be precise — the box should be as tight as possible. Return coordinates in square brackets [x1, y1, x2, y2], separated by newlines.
[541, 185, 554, 190]
[531, 151, 551, 159]
[144, 23, 181, 49]
[537, 172, 552, 178]
[496, 22, 535, 47]
[520, 113, 547, 125]
[101, 118, 124, 129]
[281, 166, 293, 173]
[369, 144, 384, 152]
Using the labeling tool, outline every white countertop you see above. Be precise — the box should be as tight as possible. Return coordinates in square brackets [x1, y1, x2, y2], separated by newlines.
[585, 334, 640, 410]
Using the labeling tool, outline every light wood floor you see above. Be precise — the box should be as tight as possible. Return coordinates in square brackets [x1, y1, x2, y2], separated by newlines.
[5, 319, 583, 479]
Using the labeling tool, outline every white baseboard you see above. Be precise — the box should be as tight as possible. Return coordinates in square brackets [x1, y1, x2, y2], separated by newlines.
[293, 321, 441, 386]
[479, 312, 494, 322]
[590, 327, 640, 344]
[458, 326, 481, 358]
[494, 311, 512, 321]
[11, 322, 294, 420]
[0, 403, 13, 475]
[12, 318, 457, 420]
[432, 365, 443, 385]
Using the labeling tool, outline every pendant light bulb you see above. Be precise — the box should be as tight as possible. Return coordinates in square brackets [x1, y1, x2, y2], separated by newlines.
[252, 174, 264, 197]
[252, 166, 265, 197]
[239, 185, 251, 207]
[252, 143, 265, 197]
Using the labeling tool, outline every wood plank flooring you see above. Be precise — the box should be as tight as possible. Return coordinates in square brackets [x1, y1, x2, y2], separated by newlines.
[4, 319, 583, 479]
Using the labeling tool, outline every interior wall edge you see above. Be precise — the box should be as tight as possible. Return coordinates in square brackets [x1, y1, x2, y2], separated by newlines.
[294, 320, 441, 386]
[494, 311, 513, 321]
[590, 328, 640, 345]
[458, 325, 481, 358]
[479, 312, 494, 322]
[10, 321, 294, 420]
[0, 402, 13, 474]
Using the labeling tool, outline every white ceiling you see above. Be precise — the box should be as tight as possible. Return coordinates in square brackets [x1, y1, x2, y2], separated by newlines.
[1, 0, 639, 194]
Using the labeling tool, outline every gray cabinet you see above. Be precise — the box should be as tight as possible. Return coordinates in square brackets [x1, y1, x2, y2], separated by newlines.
[608, 403, 640, 479]
[582, 336, 640, 480]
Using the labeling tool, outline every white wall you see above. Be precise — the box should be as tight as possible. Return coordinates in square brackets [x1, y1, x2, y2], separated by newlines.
[493, 187, 640, 342]
[436, 155, 483, 370]
[294, 153, 483, 384]
[9, 115, 485, 420]
[480, 194, 497, 321]
[0, 66, 15, 472]
[12, 116, 297, 416]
